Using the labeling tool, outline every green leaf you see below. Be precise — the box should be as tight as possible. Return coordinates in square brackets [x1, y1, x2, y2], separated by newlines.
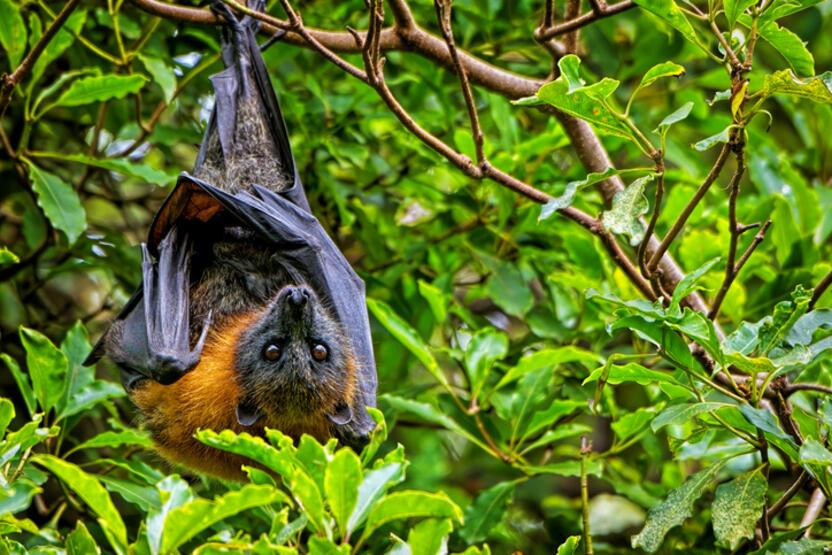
[464, 327, 508, 400]
[30, 11, 88, 87]
[496, 346, 602, 393]
[756, 20, 814, 76]
[692, 126, 732, 151]
[655, 101, 694, 132]
[556, 536, 581, 555]
[0, 246, 18, 266]
[632, 0, 705, 50]
[0, 0, 25, 70]
[406, 518, 454, 555]
[289, 467, 328, 533]
[418, 280, 447, 324]
[601, 174, 654, 246]
[19, 326, 68, 414]
[367, 299, 449, 388]
[670, 257, 720, 310]
[799, 438, 832, 466]
[308, 536, 350, 555]
[631, 462, 726, 552]
[33, 152, 174, 187]
[459, 481, 516, 543]
[612, 405, 664, 441]
[138, 54, 177, 104]
[651, 402, 730, 431]
[537, 57, 636, 144]
[786, 309, 832, 346]
[584, 362, 684, 387]
[360, 491, 462, 543]
[484, 256, 534, 317]
[1, 354, 36, 418]
[161, 485, 288, 553]
[54, 74, 147, 108]
[33, 455, 126, 555]
[760, 70, 832, 103]
[739, 404, 794, 442]
[639, 61, 686, 89]
[147, 476, 194, 555]
[347, 460, 406, 534]
[724, 0, 757, 27]
[325, 448, 362, 540]
[24, 160, 87, 244]
[0, 398, 13, 438]
[98, 475, 159, 511]
[68, 429, 152, 454]
[66, 521, 100, 555]
[712, 468, 768, 550]
[196, 429, 294, 478]
[383, 395, 492, 453]
[540, 168, 651, 219]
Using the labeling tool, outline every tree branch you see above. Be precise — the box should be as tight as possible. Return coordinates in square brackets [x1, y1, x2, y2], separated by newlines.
[128, 0, 710, 317]
[0, 0, 83, 112]
[810, 269, 832, 311]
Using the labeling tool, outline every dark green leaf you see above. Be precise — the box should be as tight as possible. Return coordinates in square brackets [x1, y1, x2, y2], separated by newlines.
[19, 326, 68, 414]
[459, 481, 516, 543]
[24, 161, 87, 244]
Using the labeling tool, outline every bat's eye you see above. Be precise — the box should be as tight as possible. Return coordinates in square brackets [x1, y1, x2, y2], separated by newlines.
[311, 343, 328, 362]
[263, 343, 281, 362]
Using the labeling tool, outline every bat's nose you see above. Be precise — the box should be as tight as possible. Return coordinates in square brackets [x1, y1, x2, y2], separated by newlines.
[285, 286, 311, 307]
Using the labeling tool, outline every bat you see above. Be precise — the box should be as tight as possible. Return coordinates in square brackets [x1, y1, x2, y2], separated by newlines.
[86, 2, 377, 479]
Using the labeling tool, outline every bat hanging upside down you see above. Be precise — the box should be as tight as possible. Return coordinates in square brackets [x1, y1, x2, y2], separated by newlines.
[86, 3, 376, 480]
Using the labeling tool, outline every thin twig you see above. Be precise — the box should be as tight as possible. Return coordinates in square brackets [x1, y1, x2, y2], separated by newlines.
[800, 488, 827, 538]
[434, 0, 485, 165]
[767, 471, 809, 521]
[580, 437, 595, 555]
[784, 382, 832, 397]
[128, 0, 716, 319]
[810, 269, 832, 310]
[647, 143, 732, 273]
[0, 0, 83, 112]
[536, 0, 634, 40]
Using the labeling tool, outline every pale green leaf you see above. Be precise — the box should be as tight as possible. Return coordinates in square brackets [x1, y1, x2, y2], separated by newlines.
[631, 462, 726, 552]
[761, 70, 832, 103]
[639, 61, 686, 89]
[325, 448, 362, 540]
[712, 468, 767, 549]
[138, 54, 176, 104]
[601, 174, 654, 246]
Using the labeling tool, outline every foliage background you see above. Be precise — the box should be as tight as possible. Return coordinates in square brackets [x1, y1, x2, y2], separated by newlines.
[1, 0, 832, 552]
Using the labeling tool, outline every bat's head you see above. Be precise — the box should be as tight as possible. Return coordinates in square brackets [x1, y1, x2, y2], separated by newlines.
[233, 285, 356, 430]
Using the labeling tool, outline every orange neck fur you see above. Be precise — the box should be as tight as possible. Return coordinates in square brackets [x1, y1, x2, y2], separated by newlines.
[130, 312, 331, 480]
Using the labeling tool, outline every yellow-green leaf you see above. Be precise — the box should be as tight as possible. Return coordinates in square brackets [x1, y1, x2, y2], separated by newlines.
[712, 468, 767, 550]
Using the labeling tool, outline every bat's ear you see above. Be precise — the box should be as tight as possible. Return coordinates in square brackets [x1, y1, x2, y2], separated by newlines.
[330, 394, 376, 451]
